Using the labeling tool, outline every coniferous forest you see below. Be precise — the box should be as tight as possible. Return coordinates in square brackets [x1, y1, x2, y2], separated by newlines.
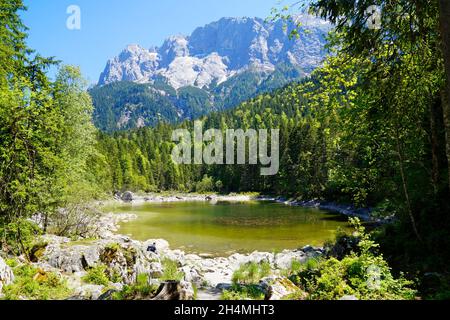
[1, 0, 450, 301]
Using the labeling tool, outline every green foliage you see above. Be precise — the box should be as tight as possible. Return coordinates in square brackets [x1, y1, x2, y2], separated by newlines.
[160, 259, 184, 281]
[0, 219, 42, 257]
[2, 264, 72, 300]
[89, 81, 181, 132]
[281, 259, 304, 278]
[296, 219, 416, 300]
[195, 175, 215, 193]
[82, 265, 110, 286]
[232, 261, 271, 285]
[112, 274, 158, 300]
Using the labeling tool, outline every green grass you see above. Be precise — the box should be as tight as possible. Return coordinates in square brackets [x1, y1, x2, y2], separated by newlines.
[281, 259, 304, 278]
[232, 261, 271, 285]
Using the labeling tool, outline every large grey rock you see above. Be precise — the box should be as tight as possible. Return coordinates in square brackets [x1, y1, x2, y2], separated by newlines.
[42, 238, 162, 286]
[162, 249, 186, 267]
[181, 266, 202, 285]
[228, 251, 274, 268]
[43, 241, 111, 273]
[73, 284, 105, 300]
[179, 281, 195, 300]
[259, 276, 304, 300]
[121, 191, 135, 202]
[274, 250, 307, 269]
[44, 245, 87, 273]
[0, 257, 15, 293]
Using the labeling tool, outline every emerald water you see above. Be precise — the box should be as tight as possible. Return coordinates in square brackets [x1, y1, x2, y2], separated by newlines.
[110, 201, 350, 255]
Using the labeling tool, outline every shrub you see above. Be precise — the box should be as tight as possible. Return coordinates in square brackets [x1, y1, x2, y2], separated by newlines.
[222, 284, 265, 300]
[215, 180, 224, 192]
[82, 265, 110, 286]
[297, 218, 416, 300]
[281, 259, 304, 278]
[160, 259, 184, 281]
[195, 175, 215, 193]
[46, 204, 103, 239]
[2, 264, 72, 300]
[0, 219, 42, 257]
[112, 274, 158, 300]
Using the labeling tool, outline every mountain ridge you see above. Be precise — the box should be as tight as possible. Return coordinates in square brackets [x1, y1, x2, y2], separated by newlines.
[91, 15, 331, 132]
[98, 15, 331, 89]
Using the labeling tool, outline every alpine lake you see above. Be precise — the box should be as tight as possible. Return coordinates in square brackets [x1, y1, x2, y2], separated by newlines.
[106, 200, 351, 256]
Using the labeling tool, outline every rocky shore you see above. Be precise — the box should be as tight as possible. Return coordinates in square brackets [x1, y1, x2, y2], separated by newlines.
[109, 191, 254, 205]
[0, 192, 387, 300]
[0, 211, 324, 300]
[256, 196, 394, 224]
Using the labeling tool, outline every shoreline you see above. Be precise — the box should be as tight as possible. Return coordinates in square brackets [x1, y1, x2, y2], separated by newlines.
[106, 191, 388, 223]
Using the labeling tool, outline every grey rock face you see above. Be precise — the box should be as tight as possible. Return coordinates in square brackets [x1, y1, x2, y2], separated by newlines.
[121, 191, 135, 203]
[73, 284, 105, 300]
[0, 256, 15, 294]
[41, 238, 163, 285]
[274, 250, 307, 269]
[259, 276, 304, 300]
[99, 45, 160, 85]
[98, 15, 331, 89]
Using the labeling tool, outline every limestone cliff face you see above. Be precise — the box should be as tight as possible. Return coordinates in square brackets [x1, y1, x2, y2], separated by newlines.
[98, 15, 331, 90]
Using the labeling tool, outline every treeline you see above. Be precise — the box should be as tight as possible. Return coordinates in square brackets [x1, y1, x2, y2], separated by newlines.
[95, 81, 329, 197]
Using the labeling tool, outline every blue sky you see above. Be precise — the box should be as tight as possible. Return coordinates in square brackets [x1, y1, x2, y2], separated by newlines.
[22, 0, 282, 84]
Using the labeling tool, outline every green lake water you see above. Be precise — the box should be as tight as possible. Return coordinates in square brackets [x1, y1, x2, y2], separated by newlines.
[109, 201, 350, 255]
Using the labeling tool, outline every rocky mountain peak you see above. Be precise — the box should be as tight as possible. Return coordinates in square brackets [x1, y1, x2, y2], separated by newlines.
[98, 15, 331, 89]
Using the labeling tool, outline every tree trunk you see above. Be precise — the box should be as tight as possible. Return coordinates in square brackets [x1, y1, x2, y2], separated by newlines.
[430, 99, 440, 193]
[151, 281, 181, 300]
[438, 0, 450, 191]
[395, 126, 421, 242]
[151, 281, 194, 301]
